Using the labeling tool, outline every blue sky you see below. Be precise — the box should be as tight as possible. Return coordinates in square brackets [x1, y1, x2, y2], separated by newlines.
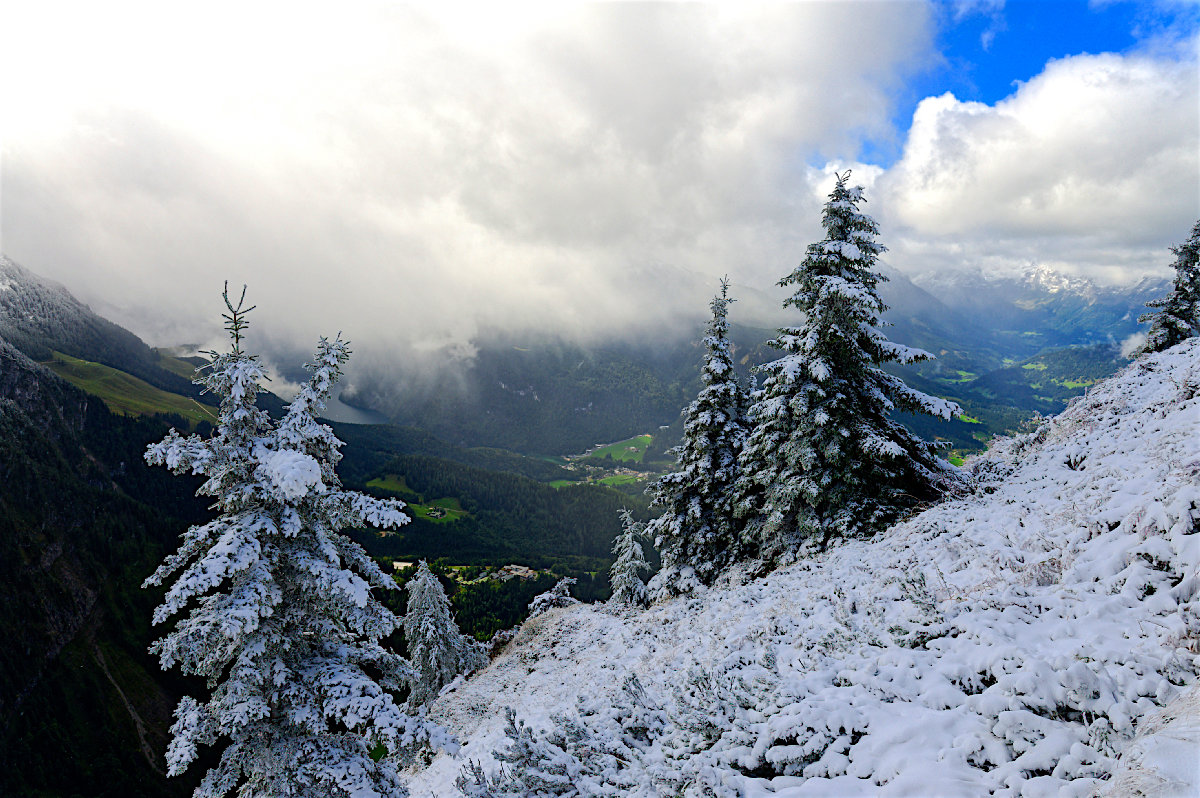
[861, 0, 1199, 165]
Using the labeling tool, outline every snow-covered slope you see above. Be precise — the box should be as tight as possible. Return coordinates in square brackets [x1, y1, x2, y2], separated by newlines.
[410, 340, 1200, 797]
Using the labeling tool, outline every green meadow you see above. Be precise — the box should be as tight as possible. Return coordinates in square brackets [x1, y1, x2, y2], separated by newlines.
[42, 352, 218, 426]
[583, 434, 653, 463]
[366, 474, 469, 523]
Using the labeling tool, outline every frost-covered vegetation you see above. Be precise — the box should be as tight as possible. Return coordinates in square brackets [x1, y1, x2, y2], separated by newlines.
[404, 561, 489, 708]
[737, 173, 963, 557]
[410, 337, 1200, 796]
[144, 288, 454, 797]
[609, 509, 650, 608]
[646, 278, 748, 597]
[1139, 219, 1200, 355]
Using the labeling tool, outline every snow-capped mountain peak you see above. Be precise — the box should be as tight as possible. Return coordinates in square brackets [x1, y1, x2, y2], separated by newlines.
[1021, 263, 1098, 298]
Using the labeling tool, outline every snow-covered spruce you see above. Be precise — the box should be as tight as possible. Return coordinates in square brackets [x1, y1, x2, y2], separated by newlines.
[646, 278, 749, 597]
[407, 338, 1200, 797]
[144, 288, 453, 797]
[737, 172, 963, 557]
[609, 509, 649, 608]
[1139, 219, 1200, 355]
[404, 561, 488, 708]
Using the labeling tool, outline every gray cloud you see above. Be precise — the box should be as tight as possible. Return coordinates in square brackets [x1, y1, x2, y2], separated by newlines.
[0, 3, 933, 372]
[1, 2, 1195, 393]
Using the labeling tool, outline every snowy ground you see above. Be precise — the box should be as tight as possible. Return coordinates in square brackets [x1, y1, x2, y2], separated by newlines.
[407, 339, 1200, 797]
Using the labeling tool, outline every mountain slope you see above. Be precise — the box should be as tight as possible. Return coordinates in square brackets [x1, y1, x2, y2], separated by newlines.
[408, 339, 1200, 796]
[0, 255, 200, 398]
[910, 266, 1167, 357]
[0, 338, 205, 797]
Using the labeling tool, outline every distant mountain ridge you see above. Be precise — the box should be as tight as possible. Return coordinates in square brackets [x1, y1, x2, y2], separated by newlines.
[345, 264, 1166, 454]
[909, 265, 1168, 353]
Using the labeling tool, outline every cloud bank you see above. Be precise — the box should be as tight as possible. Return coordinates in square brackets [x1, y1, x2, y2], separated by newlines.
[1, 2, 1196, 378]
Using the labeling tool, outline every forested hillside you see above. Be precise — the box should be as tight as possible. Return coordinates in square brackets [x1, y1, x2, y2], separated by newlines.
[0, 339, 206, 797]
[352, 453, 650, 569]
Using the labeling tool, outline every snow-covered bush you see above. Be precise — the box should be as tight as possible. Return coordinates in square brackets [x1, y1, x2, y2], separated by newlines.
[456, 676, 665, 797]
[404, 561, 488, 708]
[144, 287, 453, 797]
[528, 578, 580, 619]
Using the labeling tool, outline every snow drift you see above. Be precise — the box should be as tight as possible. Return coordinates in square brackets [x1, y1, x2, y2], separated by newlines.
[409, 339, 1200, 796]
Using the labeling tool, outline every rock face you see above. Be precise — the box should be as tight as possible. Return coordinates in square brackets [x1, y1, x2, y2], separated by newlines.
[407, 338, 1200, 797]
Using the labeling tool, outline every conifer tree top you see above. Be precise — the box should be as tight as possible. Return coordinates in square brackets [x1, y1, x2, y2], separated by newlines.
[1139, 219, 1200, 355]
[738, 172, 962, 550]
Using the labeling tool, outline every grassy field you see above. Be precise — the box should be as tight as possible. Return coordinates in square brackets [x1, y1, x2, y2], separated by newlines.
[366, 475, 469, 523]
[942, 370, 978, 383]
[42, 352, 218, 426]
[407, 497, 470, 524]
[598, 473, 640, 487]
[367, 474, 417, 495]
[583, 434, 653, 463]
[548, 479, 580, 489]
[156, 352, 208, 381]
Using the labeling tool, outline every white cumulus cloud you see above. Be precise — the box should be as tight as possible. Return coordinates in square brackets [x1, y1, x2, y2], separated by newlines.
[878, 48, 1199, 282]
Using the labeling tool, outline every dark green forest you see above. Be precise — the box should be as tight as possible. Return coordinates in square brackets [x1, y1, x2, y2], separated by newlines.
[0, 342, 207, 797]
[350, 453, 650, 570]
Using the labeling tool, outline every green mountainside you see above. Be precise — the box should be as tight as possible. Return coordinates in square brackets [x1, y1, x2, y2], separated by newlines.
[0, 256, 203, 401]
[42, 350, 219, 426]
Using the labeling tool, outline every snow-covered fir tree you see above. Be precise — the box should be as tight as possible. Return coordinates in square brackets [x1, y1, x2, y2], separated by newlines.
[737, 172, 963, 557]
[608, 508, 648, 607]
[1139, 219, 1200, 354]
[143, 286, 453, 798]
[404, 561, 488, 708]
[645, 279, 748, 597]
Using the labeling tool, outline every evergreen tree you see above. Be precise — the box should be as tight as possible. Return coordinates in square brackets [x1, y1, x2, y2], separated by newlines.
[737, 173, 963, 557]
[144, 286, 452, 798]
[608, 508, 648, 607]
[403, 561, 488, 708]
[645, 279, 748, 597]
[1139, 220, 1200, 354]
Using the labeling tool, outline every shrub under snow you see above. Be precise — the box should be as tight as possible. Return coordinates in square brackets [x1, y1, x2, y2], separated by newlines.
[407, 339, 1200, 797]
